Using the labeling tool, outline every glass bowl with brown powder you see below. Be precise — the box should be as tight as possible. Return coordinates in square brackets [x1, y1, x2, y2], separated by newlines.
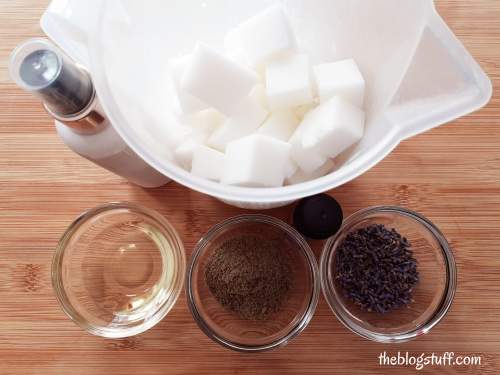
[320, 206, 457, 343]
[186, 215, 320, 352]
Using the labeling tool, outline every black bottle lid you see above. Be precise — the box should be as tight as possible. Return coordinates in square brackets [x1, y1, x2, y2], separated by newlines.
[293, 194, 343, 240]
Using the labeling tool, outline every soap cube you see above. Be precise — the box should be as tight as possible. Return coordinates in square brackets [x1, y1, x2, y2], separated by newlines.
[257, 110, 299, 141]
[287, 159, 335, 185]
[266, 54, 314, 110]
[222, 134, 291, 187]
[185, 109, 224, 135]
[173, 109, 224, 169]
[169, 55, 209, 115]
[313, 59, 365, 107]
[294, 102, 317, 120]
[191, 146, 225, 182]
[208, 119, 257, 152]
[232, 88, 269, 127]
[232, 5, 296, 67]
[162, 114, 194, 150]
[301, 96, 365, 159]
[250, 84, 269, 111]
[285, 158, 298, 179]
[225, 31, 266, 79]
[181, 44, 259, 116]
[174, 132, 208, 171]
[208, 86, 269, 151]
[289, 118, 329, 173]
[224, 28, 250, 66]
[290, 138, 329, 174]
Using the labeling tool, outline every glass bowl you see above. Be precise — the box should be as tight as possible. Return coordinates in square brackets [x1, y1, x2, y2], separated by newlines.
[186, 214, 320, 352]
[320, 206, 456, 343]
[52, 202, 186, 338]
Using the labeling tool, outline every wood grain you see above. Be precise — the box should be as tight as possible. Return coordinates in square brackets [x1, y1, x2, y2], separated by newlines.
[0, 0, 499, 374]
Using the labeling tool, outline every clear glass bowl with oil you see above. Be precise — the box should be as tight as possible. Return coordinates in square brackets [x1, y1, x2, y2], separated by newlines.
[52, 202, 185, 338]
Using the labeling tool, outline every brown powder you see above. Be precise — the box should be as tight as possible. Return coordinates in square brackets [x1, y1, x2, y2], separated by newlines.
[205, 235, 292, 320]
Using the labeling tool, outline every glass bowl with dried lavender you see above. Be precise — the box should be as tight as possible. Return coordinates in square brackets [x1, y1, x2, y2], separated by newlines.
[320, 206, 456, 343]
[186, 214, 320, 352]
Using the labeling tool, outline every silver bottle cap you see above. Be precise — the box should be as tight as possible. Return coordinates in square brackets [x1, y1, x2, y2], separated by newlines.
[9, 38, 94, 117]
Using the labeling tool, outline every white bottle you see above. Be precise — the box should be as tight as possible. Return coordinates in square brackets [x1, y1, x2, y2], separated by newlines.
[9, 38, 169, 188]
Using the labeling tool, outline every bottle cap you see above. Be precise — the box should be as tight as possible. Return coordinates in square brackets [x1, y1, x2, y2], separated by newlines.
[293, 194, 343, 240]
[9, 38, 93, 116]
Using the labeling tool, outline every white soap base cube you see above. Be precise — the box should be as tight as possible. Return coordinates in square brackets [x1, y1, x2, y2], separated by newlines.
[290, 139, 329, 174]
[222, 134, 291, 188]
[191, 145, 225, 182]
[289, 121, 328, 173]
[169, 55, 209, 115]
[226, 49, 251, 69]
[208, 86, 269, 151]
[208, 120, 256, 152]
[257, 110, 300, 142]
[250, 84, 269, 111]
[185, 108, 224, 135]
[173, 109, 224, 170]
[239, 85, 270, 125]
[294, 102, 318, 120]
[181, 44, 259, 116]
[174, 134, 206, 171]
[286, 159, 335, 185]
[163, 114, 193, 150]
[233, 4, 296, 67]
[313, 59, 365, 107]
[285, 158, 298, 179]
[224, 29, 265, 79]
[224, 29, 249, 65]
[266, 54, 314, 110]
[302, 96, 365, 159]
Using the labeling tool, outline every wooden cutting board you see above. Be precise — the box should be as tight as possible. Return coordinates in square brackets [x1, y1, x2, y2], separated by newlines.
[0, 1, 499, 374]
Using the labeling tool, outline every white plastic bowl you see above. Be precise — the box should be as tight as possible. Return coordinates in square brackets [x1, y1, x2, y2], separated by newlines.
[80, 0, 491, 208]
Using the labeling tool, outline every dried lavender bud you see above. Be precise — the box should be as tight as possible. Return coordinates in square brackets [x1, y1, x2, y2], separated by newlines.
[334, 224, 419, 314]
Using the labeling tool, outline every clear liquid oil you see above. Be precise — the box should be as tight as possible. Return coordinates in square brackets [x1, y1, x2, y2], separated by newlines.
[63, 213, 177, 329]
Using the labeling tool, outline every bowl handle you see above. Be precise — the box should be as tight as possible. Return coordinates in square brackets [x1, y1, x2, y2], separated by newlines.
[387, 12, 492, 140]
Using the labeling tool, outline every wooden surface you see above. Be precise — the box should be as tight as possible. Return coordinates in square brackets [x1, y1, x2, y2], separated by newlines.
[1, 1, 499, 374]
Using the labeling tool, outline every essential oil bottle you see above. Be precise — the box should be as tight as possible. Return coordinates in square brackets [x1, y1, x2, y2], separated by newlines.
[9, 38, 168, 188]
